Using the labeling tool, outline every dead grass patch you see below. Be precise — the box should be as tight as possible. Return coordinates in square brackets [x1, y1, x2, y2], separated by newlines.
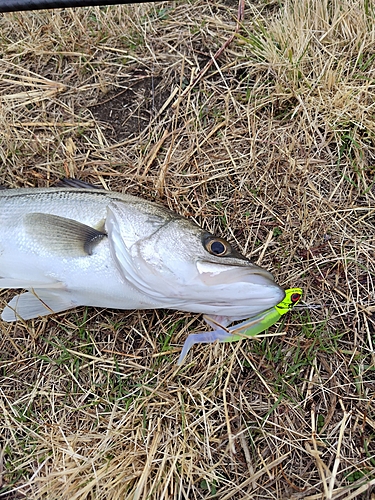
[0, 0, 374, 498]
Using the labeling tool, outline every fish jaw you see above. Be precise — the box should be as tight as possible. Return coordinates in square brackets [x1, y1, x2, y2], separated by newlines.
[178, 278, 285, 318]
[192, 260, 285, 318]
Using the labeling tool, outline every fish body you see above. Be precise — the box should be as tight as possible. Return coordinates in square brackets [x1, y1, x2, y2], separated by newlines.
[0, 186, 285, 323]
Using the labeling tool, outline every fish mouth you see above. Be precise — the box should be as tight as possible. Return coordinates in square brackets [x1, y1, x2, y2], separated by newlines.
[196, 261, 275, 286]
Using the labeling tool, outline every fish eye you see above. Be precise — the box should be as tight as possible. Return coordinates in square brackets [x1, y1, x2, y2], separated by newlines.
[204, 236, 231, 257]
[291, 293, 301, 303]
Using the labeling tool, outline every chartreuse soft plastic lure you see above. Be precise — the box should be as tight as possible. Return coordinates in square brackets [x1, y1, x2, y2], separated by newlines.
[178, 288, 303, 365]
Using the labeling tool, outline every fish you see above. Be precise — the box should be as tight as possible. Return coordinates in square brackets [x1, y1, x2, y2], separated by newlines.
[0, 181, 285, 337]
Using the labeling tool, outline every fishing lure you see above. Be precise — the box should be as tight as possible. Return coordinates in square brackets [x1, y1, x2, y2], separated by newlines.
[178, 288, 303, 364]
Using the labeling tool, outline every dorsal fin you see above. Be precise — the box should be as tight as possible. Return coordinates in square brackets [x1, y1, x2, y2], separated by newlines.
[55, 178, 101, 189]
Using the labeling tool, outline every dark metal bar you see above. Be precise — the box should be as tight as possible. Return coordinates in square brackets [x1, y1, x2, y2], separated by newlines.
[0, 0, 158, 12]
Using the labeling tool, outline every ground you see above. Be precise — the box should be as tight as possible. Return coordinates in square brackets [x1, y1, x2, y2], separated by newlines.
[0, 0, 374, 499]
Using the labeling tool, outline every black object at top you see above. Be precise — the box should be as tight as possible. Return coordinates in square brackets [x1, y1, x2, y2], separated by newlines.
[0, 0, 157, 12]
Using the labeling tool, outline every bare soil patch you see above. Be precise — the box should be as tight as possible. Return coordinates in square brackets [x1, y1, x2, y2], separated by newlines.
[89, 74, 166, 141]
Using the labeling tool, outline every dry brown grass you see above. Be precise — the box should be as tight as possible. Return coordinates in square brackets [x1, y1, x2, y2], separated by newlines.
[0, 0, 375, 498]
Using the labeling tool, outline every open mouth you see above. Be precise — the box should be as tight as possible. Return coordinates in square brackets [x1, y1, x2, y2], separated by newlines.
[196, 261, 276, 286]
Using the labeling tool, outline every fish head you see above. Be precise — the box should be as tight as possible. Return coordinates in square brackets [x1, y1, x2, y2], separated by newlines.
[133, 218, 283, 318]
[107, 202, 285, 319]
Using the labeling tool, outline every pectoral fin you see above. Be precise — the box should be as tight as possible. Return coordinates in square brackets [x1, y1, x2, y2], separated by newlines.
[2, 289, 77, 322]
[24, 213, 106, 256]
